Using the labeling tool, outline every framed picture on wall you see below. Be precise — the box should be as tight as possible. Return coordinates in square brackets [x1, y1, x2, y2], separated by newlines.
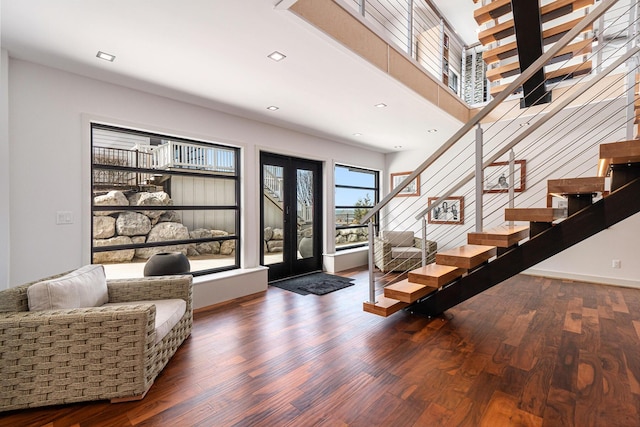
[483, 160, 526, 193]
[391, 172, 420, 197]
[427, 196, 464, 225]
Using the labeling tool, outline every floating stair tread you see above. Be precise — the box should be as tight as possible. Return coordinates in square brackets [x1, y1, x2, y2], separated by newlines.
[435, 244, 497, 270]
[384, 279, 436, 303]
[478, 2, 593, 45]
[408, 264, 465, 288]
[363, 297, 408, 317]
[484, 38, 590, 65]
[544, 17, 592, 43]
[478, 20, 515, 45]
[467, 225, 530, 247]
[486, 40, 592, 80]
[545, 60, 592, 80]
[548, 177, 605, 195]
[474, 0, 512, 26]
[484, 41, 518, 65]
[598, 140, 640, 176]
[487, 61, 521, 82]
[490, 60, 592, 96]
[505, 207, 567, 222]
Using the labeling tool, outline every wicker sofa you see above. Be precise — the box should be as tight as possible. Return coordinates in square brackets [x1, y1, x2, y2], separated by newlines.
[0, 268, 193, 412]
[374, 230, 437, 273]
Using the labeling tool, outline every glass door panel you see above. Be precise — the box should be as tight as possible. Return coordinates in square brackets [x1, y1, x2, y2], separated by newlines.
[260, 152, 322, 282]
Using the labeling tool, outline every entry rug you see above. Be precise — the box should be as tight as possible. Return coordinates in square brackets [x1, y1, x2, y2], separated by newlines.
[269, 272, 355, 296]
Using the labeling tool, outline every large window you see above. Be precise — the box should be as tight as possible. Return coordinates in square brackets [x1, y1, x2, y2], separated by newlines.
[335, 164, 379, 250]
[91, 124, 240, 277]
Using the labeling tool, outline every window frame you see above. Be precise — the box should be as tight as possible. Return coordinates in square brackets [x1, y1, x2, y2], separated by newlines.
[334, 164, 379, 251]
[90, 123, 241, 277]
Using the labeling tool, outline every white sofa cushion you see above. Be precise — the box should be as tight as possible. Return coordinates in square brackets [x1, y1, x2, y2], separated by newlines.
[380, 230, 415, 247]
[104, 299, 186, 344]
[391, 246, 422, 259]
[27, 264, 108, 311]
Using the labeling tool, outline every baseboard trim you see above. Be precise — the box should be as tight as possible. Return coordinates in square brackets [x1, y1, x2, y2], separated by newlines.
[524, 268, 640, 289]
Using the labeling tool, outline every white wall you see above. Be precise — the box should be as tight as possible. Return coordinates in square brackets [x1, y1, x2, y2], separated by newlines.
[6, 59, 385, 301]
[0, 49, 10, 289]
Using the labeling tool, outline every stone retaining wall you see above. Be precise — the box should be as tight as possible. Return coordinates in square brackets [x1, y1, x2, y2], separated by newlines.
[93, 190, 234, 263]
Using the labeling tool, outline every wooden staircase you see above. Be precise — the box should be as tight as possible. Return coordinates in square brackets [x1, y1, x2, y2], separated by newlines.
[364, 140, 640, 318]
[476, 0, 595, 102]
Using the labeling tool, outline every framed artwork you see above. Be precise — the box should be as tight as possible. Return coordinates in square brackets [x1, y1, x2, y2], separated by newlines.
[391, 172, 420, 197]
[483, 160, 526, 193]
[427, 196, 464, 225]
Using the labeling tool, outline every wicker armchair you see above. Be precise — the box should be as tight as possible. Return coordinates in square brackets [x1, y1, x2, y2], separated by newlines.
[0, 273, 193, 412]
[374, 230, 437, 273]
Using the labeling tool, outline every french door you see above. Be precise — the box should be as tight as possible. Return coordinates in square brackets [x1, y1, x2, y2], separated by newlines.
[260, 152, 322, 282]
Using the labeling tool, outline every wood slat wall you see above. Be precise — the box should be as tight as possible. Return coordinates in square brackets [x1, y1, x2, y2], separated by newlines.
[4, 270, 640, 426]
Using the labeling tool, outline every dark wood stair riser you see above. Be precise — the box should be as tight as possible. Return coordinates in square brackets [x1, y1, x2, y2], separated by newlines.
[530, 222, 553, 237]
[611, 163, 640, 191]
[567, 193, 595, 215]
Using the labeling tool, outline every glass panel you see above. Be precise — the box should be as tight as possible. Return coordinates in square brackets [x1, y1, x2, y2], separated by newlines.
[334, 164, 378, 251]
[297, 168, 314, 260]
[335, 165, 377, 187]
[263, 164, 284, 265]
[335, 207, 372, 227]
[335, 187, 374, 208]
[92, 125, 240, 278]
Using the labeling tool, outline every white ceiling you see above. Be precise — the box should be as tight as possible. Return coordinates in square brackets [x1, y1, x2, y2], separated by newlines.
[0, 0, 479, 154]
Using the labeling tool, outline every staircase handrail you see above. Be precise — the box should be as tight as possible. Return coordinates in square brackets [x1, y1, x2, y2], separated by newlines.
[415, 45, 640, 220]
[360, 0, 620, 225]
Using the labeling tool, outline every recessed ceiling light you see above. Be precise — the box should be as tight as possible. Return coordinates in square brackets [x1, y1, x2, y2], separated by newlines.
[394, 145, 402, 149]
[353, 133, 362, 136]
[267, 106, 279, 111]
[427, 129, 438, 133]
[520, 122, 530, 127]
[268, 51, 286, 62]
[374, 103, 387, 108]
[96, 51, 115, 62]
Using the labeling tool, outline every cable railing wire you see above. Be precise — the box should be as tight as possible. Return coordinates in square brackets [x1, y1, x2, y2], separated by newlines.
[369, 0, 638, 287]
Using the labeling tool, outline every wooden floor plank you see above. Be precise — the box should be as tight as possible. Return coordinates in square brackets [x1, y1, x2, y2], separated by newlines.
[3, 269, 640, 426]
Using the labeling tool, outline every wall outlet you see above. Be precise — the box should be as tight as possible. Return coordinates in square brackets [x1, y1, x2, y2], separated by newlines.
[56, 211, 73, 225]
[612, 259, 621, 269]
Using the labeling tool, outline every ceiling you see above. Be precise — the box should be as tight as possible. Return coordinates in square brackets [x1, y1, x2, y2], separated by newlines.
[1, 0, 480, 154]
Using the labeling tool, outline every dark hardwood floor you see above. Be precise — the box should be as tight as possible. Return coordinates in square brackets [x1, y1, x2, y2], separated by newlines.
[3, 269, 640, 426]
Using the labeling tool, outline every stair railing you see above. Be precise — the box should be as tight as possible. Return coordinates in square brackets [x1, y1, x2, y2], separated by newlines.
[361, 0, 629, 304]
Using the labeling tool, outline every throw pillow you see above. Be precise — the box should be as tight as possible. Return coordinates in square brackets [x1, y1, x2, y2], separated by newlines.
[27, 264, 108, 311]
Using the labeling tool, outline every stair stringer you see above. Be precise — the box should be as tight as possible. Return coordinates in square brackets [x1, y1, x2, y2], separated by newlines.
[409, 177, 640, 317]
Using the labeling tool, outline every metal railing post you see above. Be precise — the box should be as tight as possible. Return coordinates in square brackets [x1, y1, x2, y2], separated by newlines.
[508, 149, 515, 227]
[626, 3, 638, 139]
[475, 124, 483, 232]
[359, 0, 365, 16]
[367, 221, 376, 304]
[421, 217, 427, 267]
[439, 19, 445, 84]
[407, 0, 414, 58]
